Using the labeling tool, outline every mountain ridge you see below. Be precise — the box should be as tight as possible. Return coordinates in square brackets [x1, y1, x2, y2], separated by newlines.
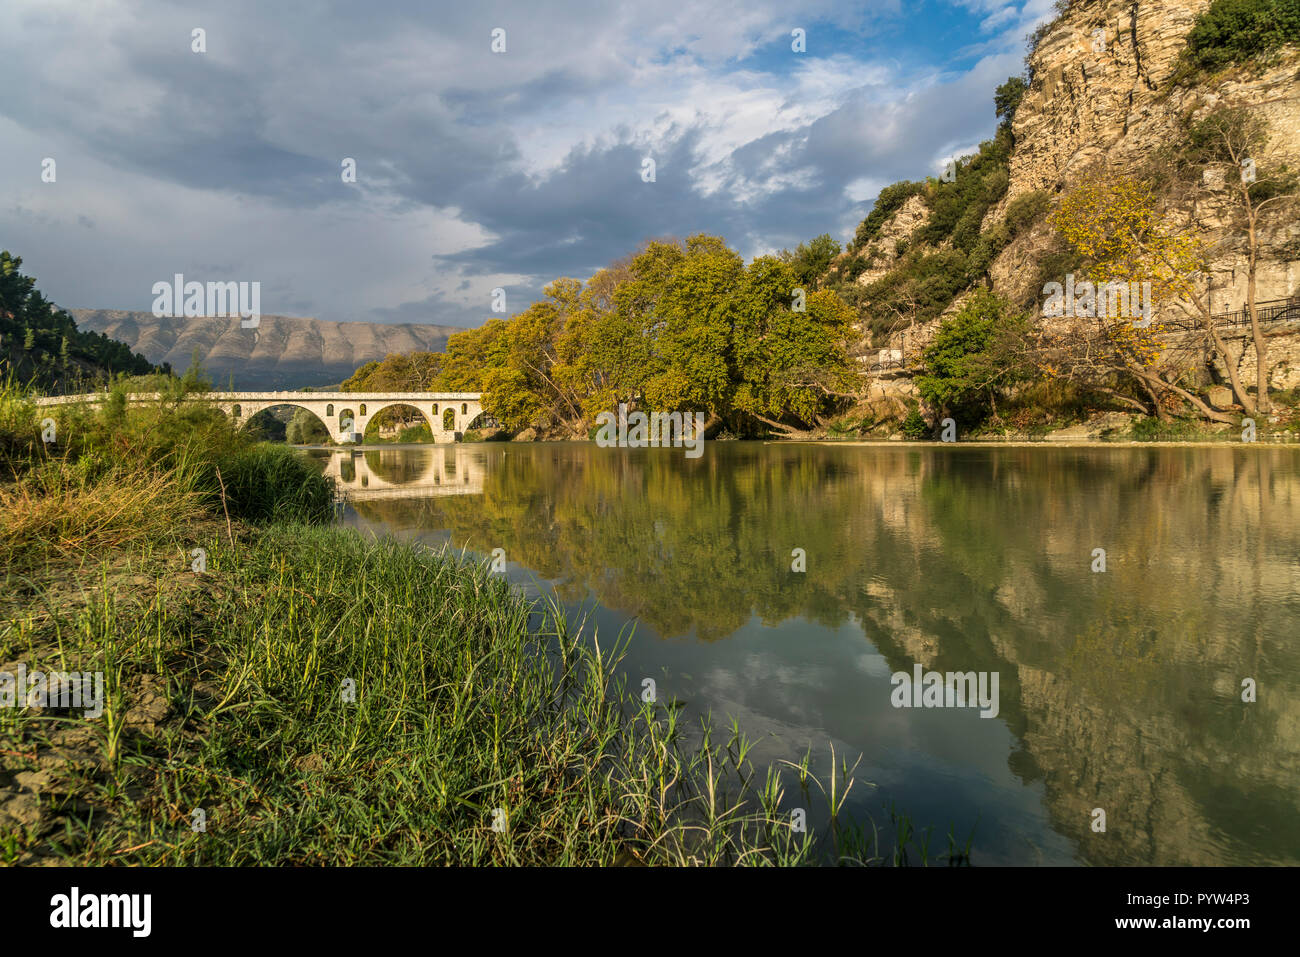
[70, 309, 469, 390]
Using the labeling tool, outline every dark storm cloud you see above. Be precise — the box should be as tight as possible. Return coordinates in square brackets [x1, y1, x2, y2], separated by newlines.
[0, 0, 1044, 324]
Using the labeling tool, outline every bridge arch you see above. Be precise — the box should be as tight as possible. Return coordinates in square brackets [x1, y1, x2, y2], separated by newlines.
[360, 401, 436, 442]
[242, 402, 333, 444]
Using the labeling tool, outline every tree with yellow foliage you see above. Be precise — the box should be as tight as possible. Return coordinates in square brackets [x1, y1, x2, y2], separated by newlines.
[1048, 174, 1240, 423]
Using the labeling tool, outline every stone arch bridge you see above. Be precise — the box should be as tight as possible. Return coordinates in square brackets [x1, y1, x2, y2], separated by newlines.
[34, 391, 487, 444]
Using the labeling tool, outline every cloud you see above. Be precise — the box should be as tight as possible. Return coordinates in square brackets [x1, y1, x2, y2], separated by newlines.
[0, 0, 1042, 325]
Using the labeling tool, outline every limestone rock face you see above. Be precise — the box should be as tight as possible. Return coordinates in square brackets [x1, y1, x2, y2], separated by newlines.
[71, 310, 466, 389]
[850, 0, 1300, 338]
[852, 194, 932, 288]
[1004, 0, 1212, 204]
[992, 0, 1300, 308]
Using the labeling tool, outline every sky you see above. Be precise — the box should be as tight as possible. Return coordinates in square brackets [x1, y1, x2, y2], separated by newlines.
[0, 0, 1057, 328]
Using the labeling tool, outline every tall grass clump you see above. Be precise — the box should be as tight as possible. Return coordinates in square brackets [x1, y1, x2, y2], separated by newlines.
[209, 444, 333, 523]
[0, 462, 208, 572]
[0, 379, 334, 574]
[0, 378, 41, 474]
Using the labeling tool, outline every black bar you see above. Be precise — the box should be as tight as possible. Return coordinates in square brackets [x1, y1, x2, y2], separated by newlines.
[0, 865, 1282, 942]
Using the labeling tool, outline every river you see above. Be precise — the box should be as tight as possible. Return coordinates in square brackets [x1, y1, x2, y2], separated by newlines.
[311, 441, 1300, 866]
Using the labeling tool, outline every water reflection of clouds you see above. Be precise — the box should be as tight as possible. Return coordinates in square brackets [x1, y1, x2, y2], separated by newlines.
[335, 443, 1300, 865]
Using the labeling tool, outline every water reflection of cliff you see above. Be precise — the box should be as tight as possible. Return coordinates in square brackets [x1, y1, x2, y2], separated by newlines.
[341, 443, 1300, 865]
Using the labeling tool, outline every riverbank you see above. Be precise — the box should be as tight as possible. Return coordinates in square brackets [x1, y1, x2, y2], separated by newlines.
[0, 383, 907, 866]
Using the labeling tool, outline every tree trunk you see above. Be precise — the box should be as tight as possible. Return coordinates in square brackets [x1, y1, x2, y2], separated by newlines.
[1246, 207, 1270, 414]
[1135, 375, 1168, 422]
[1184, 288, 1256, 415]
[1130, 363, 1235, 424]
[753, 412, 806, 435]
[701, 413, 727, 439]
[1095, 386, 1151, 415]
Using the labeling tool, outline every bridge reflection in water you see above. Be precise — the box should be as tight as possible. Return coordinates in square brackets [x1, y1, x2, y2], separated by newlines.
[319, 446, 486, 501]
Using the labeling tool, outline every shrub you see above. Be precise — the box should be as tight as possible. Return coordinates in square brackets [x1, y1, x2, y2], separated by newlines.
[397, 422, 434, 442]
[914, 132, 1012, 254]
[1004, 190, 1051, 237]
[785, 233, 842, 288]
[860, 249, 972, 339]
[854, 181, 926, 249]
[901, 406, 928, 439]
[1128, 415, 1204, 441]
[1179, 0, 1300, 77]
[213, 443, 334, 524]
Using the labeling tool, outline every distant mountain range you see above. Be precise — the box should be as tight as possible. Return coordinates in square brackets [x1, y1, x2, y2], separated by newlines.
[70, 310, 467, 389]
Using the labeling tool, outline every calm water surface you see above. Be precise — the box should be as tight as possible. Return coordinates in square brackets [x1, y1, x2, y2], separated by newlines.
[313, 442, 1300, 866]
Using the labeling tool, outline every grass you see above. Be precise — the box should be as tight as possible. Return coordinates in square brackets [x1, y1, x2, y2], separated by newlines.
[1117, 414, 1286, 443]
[1, 376, 951, 866]
[2, 529, 840, 864]
[0, 462, 207, 571]
[1126, 416, 1213, 442]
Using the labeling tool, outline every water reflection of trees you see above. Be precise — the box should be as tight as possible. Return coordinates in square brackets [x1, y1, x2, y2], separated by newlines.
[352, 444, 1300, 865]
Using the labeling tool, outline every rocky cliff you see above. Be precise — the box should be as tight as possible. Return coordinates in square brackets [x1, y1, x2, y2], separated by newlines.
[991, 0, 1300, 308]
[70, 310, 466, 390]
[837, 0, 1300, 385]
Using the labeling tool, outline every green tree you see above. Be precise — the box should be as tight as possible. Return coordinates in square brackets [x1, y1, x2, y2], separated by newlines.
[434, 319, 510, 392]
[1, 250, 157, 389]
[556, 259, 651, 420]
[916, 288, 1029, 423]
[179, 349, 211, 394]
[995, 76, 1028, 130]
[731, 257, 857, 431]
[782, 233, 841, 288]
[341, 360, 381, 391]
[286, 408, 328, 444]
[635, 235, 741, 418]
[1180, 0, 1300, 76]
[337, 234, 860, 438]
[853, 181, 925, 250]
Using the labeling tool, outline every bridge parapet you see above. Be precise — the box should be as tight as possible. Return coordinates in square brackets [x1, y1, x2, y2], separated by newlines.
[33, 391, 487, 444]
